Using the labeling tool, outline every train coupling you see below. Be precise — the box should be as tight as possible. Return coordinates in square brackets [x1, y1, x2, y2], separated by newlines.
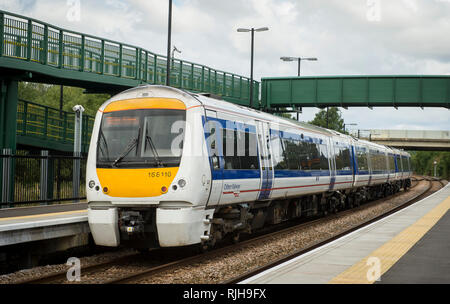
[119, 211, 145, 234]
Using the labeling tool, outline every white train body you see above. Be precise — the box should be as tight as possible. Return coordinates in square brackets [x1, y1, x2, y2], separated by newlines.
[86, 85, 412, 249]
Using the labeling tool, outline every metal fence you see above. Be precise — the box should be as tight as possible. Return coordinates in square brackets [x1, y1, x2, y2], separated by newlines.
[16, 99, 94, 152]
[0, 149, 86, 208]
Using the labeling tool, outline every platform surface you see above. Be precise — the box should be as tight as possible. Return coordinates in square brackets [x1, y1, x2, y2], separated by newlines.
[0, 203, 88, 246]
[241, 184, 450, 284]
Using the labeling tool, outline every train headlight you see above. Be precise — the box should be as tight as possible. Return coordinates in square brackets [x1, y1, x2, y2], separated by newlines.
[89, 180, 95, 188]
[178, 179, 186, 188]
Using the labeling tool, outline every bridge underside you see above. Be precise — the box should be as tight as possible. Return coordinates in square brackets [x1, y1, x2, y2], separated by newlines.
[371, 140, 450, 151]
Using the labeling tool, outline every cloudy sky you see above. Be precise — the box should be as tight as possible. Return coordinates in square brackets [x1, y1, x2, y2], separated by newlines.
[1, 0, 449, 132]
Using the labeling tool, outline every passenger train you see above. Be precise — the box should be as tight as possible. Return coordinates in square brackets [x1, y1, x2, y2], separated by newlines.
[86, 85, 412, 250]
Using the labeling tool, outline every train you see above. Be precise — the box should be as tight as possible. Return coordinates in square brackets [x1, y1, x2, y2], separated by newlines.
[86, 85, 412, 250]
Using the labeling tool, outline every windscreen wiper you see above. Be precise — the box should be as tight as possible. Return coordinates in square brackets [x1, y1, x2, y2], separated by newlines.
[98, 129, 110, 159]
[145, 135, 164, 167]
[113, 127, 141, 167]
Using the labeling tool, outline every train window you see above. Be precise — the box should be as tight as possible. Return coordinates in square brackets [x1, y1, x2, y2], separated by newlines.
[241, 132, 259, 169]
[388, 155, 395, 173]
[357, 149, 368, 171]
[283, 139, 301, 170]
[222, 129, 259, 170]
[335, 146, 352, 171]
[316, 144, 330, 170]
[271, 135, 288, 170]
[97, 109, 185, 168]
[396, 155, 402, 171]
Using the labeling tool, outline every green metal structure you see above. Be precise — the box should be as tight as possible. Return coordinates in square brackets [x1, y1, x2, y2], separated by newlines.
[261, 75, 450, 110]
[0, 9, 259, 153]
[17, 99, 94, 153]
[0, 10, 258, 103]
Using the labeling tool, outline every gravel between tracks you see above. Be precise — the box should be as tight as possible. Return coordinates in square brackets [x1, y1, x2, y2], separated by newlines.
[0, 248, 135, 284]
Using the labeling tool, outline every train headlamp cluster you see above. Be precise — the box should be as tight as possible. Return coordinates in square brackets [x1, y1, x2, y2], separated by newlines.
[89, 180, 95, 188]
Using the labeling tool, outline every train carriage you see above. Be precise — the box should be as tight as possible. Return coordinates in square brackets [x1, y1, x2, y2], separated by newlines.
[87, 85, 412, 250]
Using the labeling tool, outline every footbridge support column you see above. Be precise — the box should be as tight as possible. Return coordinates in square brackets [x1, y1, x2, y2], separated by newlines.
[0, 79, 18, 207]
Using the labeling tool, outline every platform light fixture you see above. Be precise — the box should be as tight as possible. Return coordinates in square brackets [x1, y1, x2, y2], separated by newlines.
[237, 27, 269, 108]
[280, 57, 318, 76]
[344, 123, 357, 134]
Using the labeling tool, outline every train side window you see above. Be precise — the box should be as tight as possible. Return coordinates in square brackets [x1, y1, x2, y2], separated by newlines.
[335, 146, 351, 171]
[271, 135, 288, 170]
[222, 128, 259, 170]
[283, 139, 300, 170]
[241, 131, 259, 169]
[357, 148, 368, 171]
[396, 155, 402, 171]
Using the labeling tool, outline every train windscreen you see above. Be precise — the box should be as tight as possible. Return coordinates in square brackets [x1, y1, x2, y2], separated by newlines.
[97, 109, 185, 168]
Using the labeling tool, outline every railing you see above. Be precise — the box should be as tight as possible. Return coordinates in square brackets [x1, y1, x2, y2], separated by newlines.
[1, 149, 86, 207]
[0, 10, 259, 106]
[16, 99, 94, 151]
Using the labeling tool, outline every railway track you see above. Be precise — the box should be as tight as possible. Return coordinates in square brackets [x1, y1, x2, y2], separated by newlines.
[17, 177, 441, 284]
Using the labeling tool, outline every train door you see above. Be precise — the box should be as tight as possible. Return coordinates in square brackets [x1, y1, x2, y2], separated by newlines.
[256, 121, 273, 200]
[205, 110, 223, 207]
[328, 137, 336, 191]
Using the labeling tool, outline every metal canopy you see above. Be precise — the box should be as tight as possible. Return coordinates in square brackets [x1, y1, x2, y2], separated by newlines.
[261, 75, 450, 110]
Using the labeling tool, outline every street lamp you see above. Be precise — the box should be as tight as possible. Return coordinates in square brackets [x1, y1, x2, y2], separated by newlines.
[237, 27, 269, 108]
[433, 160, 438, 177]
[344, 123, 357, 134]
[280, 57, 318, 76]
[172, 45, 181, 59]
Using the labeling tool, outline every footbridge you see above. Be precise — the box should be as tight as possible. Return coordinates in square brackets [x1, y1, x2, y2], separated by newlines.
[352, 129, 450, 151]
[0, 9, 258, 152]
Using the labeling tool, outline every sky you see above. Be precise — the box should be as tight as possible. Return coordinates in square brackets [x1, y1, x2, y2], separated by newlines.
[1, 0, 449, 132]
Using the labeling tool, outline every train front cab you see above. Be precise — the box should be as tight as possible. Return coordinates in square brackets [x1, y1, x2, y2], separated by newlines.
[87, 88, 214, 249]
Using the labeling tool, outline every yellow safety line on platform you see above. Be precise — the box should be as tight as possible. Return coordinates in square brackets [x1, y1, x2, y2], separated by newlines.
[329, 196, 450, 284]
[0, 209, 87, 222]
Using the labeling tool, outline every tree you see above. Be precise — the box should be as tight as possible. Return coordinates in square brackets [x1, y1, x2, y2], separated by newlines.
[410, 151, 449, 180]
[309, 107, 345, 133]
[18, 82, 111, 117]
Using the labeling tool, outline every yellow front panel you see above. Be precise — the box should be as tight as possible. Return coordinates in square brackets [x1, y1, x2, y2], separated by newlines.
[96, 167, 179, 197]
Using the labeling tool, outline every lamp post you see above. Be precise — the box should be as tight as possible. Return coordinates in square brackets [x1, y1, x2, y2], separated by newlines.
[237, 27, 269, 108]
[280, 57, 317, 120]
[434, 160, 438, 177]
[166, 0, 173, 86]
[280, 56, 318, 76]
[344, 123, 357, 134]
[172, 45, 181, 59]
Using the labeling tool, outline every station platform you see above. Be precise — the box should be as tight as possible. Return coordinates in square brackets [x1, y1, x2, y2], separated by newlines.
[241, 183, 450, 284]
[0, 203, 88, 247]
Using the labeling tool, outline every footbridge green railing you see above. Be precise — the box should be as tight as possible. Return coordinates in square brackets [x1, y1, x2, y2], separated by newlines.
[0, 10, 258, 107]
[16, 99, 94, 153]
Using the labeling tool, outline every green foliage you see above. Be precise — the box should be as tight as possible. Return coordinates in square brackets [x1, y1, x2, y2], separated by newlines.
[309, 107, 345, 133]
[18, 82, 111, 117]
[410, 151, 450, 180]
